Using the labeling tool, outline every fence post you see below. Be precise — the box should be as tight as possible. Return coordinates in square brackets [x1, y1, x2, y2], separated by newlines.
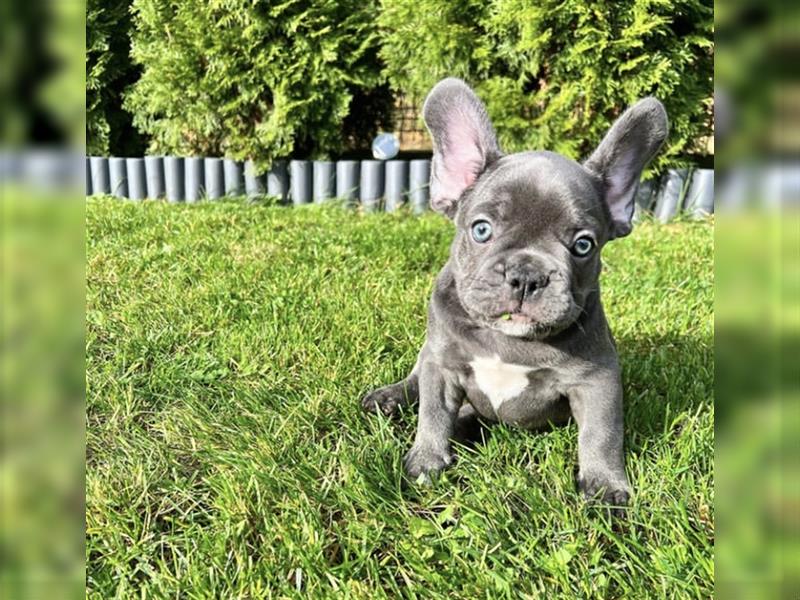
[224, 158, 244, 196]
[290, 160, 312, 205]
[109, 158, 128, 199]
[409, 159, 430, 214]
[204, 158, 224, 200]
[184, 158, 204, 203]
[145, 156, 165, 199]
[90, 157, 110, 196]
[654, 168, 688, 222]
[267, 160, 289, 203]
[336, 161, 360, 202]
[126, 158, 146, 200]
[385, 160, 409, 212]
[313, 161, 336, 203]
[244, 159, 265, 200]
[164, 157, 185, 202]
[360, 160, 384, 212]
[684, 169, 714, 217]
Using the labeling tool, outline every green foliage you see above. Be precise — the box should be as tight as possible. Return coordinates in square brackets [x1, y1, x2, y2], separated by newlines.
[125, 0, 393, 169]
[84, 0, 713, 165]
[86, 0, 146, 156]
[379, 0, 714, 171]
[86, 199, 713, 596]
[714, 1, 784, 166]
[0, 3, 66, 145]
[42, 0, 87, 148]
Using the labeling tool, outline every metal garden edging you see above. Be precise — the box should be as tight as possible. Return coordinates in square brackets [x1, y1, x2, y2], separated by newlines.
[204, 158, 224, 200]
[85, 155, 713, 220]
[290, 160, 312, 205]
[385, 160, 409, 212]
[313, 161, 336, 203]
[359, 160, 384, 212]
[164, 156, 184, 203]
[145, 156, 165, 199]
[127, 158, 146, 200]
[109, 157, 128, 199]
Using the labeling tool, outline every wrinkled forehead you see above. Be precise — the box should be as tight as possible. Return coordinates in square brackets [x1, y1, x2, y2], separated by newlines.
[460, 152, 606, 231]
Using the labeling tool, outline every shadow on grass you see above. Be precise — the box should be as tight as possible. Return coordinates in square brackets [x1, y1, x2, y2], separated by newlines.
[617, 332, 713, 452]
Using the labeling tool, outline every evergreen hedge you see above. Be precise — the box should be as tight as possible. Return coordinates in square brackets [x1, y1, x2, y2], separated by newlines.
[379, 0, 714, 171]
[87, 0, 145, 156]
[124, 0, 392, 170]
[84, 0, 713, 170]
[2, 3, 70, 145]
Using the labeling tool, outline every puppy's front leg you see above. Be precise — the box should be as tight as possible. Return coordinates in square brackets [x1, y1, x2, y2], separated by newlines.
[568, 372, 631, 506]
[404, 361, 463, 481]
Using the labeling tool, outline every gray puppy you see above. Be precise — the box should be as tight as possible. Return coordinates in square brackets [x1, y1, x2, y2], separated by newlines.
[363, 78, 667, 505]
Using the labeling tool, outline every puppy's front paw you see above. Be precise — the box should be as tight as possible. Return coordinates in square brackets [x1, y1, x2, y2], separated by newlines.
[578, 473, 631, 508]
[361, 383, 407, 416]
[403, 443, 454, 483]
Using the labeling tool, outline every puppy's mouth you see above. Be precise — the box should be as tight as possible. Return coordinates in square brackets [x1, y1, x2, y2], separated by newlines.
[485, 300, 581, 339]
[496, 309, 534, 324]
[456, 271, 582, 339]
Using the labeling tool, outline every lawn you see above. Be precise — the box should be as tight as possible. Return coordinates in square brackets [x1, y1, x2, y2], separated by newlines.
[86, 198, 713, 598]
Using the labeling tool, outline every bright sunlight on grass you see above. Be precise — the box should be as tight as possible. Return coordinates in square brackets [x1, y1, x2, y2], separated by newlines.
[86, 198, 713, 597]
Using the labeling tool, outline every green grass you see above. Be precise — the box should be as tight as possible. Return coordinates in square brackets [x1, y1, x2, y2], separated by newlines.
[86, 198, 713, 598]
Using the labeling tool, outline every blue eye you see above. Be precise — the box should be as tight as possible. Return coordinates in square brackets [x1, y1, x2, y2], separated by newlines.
[572, 236, 595, 256]
[471, 220, 493, 243]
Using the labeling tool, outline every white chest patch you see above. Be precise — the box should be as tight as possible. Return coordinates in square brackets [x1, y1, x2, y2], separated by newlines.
[469, 354, 532, 412]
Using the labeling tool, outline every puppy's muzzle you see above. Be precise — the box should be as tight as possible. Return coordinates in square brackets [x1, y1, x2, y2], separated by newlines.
[506, 264, 550, 303]
[503, 255, 554, 304]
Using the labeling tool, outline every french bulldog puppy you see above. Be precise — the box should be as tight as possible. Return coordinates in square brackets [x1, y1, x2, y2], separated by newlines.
[362, 78, 667, 505]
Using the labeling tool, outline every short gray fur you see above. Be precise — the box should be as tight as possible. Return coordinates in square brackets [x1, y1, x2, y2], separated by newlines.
[109, 158, 128, 199]
[290, 160, 312, 205]
[126, 158, 146, 200]
[336, 161, 360, 201]
[362, 78, 669, 509]
[267, 160, 289, 202]
[409, 160, 431, 214]
[385, 160, 409, 212]
[313, 161, 336, 203]
[164, 156, 184, 203]
[224, 159, 244, 196]
[145, 156, 165, 199]
[204, 158, 224, 200]
[359, 160, 384, 212]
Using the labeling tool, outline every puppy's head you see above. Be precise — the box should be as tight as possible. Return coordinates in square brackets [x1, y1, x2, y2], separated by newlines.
[424, 78, 668, 339]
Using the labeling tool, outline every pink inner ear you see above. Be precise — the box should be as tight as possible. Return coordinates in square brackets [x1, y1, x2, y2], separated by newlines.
[604, 155, 638, 225]
[437, 114, 484, 200]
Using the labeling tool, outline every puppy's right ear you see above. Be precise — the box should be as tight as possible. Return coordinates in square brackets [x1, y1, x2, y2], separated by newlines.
[423, 78, 502, 218]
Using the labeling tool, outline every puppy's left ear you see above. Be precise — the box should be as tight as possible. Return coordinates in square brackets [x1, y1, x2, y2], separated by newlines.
[423, 78, 502, 218]
[584, 98, 668, 239]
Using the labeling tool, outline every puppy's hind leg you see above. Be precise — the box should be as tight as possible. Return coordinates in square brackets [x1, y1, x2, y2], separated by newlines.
[361, 373, 419, 416]
[453, 403, 492, 446]
[361, 346, 425, 417]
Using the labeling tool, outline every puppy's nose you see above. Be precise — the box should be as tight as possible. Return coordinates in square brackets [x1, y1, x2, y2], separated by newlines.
[505, 265, 550, 300]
